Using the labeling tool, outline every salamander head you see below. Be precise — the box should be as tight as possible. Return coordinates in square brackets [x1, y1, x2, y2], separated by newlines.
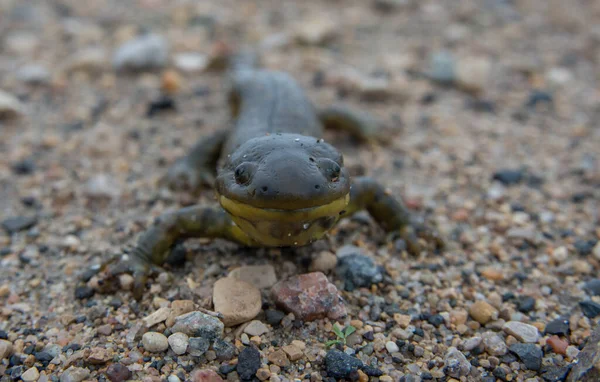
[216, 133, 350, 246]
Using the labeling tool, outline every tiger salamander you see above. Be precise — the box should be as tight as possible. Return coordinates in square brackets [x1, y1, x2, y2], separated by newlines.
[99, 56, 443, 298]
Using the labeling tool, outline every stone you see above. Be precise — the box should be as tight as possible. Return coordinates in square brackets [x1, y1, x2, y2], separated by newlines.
[427, 51, 456, 84]
[385, 341, 399, 353]
[237, 346, 261, 380]
[21, 366, 39, 382]
[0, 89, 26, 119]
[469, 301, 498, 324]
[294, 16, 338, 45]
[86, 347, 111, 364]
[309, 251, 338, 272]
[213, 278, 262, 326]
[174, 53, 209, 73]
[265, 310, 285, 326]
[516, 295, 536, 313]
[59, 367, 90, 382]
[112, 34, 169, 71]
[503, 321, 540, 343]
[143, 307, 171, 327]
[97, 324, 113, 336]
[462, 337, 482, 351]
[567, 325, 600, 381]
[455, 56, 492, 93]
[444, 348, 471, 379]
[324, 349, 363, 379]
[271, 272, 346, 321]
[493, 169, 524, 185]
[166, 300, 195, 327]
[212, 339, 236, 361]
[105, 363, 132, 382]
[547, 335, 568, 355]
[0, 339, 13, 359]
[267, 349, 289, 367]
[171, 311, 224, 340]
[335, 253, 383, 291]
[545, 318, 570, 335]
[580, 301, 600, 318]
[282, 344, 303, 361]
[509, 343, 542, 371]
[84, 174, 121, 199]
[190, 369, 223, 382]
[243, 320, 269, 337]
[142, 332, 169, 352]
[2, 215, 37, 234]
[16, 65, 50, 85]
[229, 265, 277, 289]
[63, 48, 107, 73]
[168, 332, 189, 355]
[482, 332, 507, 356]
[188, 337, 210, 357]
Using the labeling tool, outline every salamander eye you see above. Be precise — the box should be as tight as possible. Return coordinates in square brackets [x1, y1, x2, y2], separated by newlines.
[317, 158, 342, 182]
[234, 162, 256, 185]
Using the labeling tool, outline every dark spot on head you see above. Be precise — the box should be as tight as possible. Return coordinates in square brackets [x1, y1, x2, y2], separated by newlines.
[314, 184, 320, 190]
[261, 186, 268, 192]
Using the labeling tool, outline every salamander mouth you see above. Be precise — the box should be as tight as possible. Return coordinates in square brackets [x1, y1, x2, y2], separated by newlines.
[219, 194, 349, 222]
[219, 193, 350, 246]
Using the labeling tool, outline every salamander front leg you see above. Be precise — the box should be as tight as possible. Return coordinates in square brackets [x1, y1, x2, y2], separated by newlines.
[97, 205, 253, 299]
[342, 176, 444, 255]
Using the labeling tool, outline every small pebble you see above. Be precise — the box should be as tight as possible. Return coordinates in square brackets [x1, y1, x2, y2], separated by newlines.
[213, 277, 262, 326]
[112, 34, 169, 71]
[444, 347, 471, 378]
[503, 321, 540, 343]
[168, 332, 189, 355]
[237, 346, 261, 380]
[142, 332, 169, 353]
[469, 301, 498, 324]
[509, 343, 542, 371]
[243, 320, 269, 337]
[105, 363, 131, 382]
[271, 272, 346, 321]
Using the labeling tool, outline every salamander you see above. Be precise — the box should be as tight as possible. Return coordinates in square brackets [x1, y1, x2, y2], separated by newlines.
[98, 55, 443, 298]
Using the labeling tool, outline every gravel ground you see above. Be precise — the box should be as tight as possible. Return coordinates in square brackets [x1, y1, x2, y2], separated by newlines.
[2, 1, 600, 381]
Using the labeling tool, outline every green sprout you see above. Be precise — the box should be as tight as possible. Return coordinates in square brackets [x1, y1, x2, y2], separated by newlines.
[325, 323, 356, 348]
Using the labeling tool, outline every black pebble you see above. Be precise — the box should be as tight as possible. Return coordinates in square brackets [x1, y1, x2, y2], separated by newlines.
[2, 216, 38, 234]
[516, 295, 536, 313]
[492, 367, 507, 380]
[583, 279, 600, 296]
[146, 95, 176, 117]
[413, 327, 425, 337]
[541, 365, 572, 382]
[35, 351, 53, 363]
[237, 346, 261, 381]
[265, 309, 285, 326]
[579, 300, 600, 318]
[218, 364, 237, 375]
[74, 286, 95, 300]
[363, 331, 374, 341]
[11, 159, 36, 175]
[492, 169, 523, 185]
[509, 343, 543, 371]
[574, 240, 597, 256]
[0, 330, 7, 339]
[468, 99, 496, 113]
[544, 318, 570, 336]
[324, 349, 363, 379]
[525, 90, 553, 109]
[427, 314, 445, 327]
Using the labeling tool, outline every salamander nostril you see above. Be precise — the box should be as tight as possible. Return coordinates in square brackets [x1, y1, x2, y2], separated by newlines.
[314, 184, 320, 190]
[261, 186, 268, 192]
